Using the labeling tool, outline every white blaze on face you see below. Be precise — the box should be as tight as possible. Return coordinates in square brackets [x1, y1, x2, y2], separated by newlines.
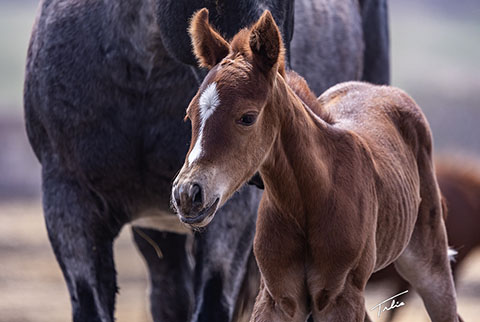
[188, 82, 220, 165]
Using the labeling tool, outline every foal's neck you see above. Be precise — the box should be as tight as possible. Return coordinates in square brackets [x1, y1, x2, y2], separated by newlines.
[259, 75, 338, 221]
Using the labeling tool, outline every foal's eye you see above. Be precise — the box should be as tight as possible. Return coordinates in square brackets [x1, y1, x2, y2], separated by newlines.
[237, 113, 257, 126]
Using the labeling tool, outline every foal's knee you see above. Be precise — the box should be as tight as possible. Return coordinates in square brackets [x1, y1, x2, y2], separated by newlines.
[311, 283, 366, 322]
[251, 288, 308, 322]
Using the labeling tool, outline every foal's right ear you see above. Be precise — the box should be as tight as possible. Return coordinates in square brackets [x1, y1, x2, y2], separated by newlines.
[249, 10, 283, 75]
[189, 8, 230, 69]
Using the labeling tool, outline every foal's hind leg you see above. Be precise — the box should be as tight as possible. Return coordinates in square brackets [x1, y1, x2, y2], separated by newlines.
[42, 164, 126, 322]
[393, 155, 462, 322]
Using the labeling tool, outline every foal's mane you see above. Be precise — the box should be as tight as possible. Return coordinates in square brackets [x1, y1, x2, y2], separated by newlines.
[285, 71, 333, 124]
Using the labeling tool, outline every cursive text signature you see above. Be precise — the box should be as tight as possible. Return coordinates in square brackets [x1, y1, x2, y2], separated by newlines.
[370, 290, 408, 318]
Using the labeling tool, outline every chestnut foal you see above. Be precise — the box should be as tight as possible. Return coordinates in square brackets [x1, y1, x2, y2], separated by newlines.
[172, 9, 462, 322]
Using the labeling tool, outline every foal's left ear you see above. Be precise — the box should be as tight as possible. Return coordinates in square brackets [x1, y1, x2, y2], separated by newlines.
[249, 11, 284, 74]
[189, 8, 230, 69]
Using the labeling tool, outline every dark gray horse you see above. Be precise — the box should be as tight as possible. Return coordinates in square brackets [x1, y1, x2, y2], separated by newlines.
[23, 0, 388, 321]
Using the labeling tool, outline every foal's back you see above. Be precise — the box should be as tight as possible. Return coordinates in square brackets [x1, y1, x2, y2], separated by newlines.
[320, 81, 431, 166]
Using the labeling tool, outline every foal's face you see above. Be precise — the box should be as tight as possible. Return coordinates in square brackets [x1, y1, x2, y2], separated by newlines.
[172, 61, 275, 227]
[171, 9, 283, 227]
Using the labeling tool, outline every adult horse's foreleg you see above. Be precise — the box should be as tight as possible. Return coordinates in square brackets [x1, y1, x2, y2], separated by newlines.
[232, 250, 260, 322]
[132, 228, 194, 322]
[42, 165, 125, 322]
[393, 152, 463, 322]
[191, 186, 260, 322]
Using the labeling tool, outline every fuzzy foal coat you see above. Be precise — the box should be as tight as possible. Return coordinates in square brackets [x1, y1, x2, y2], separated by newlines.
[250, 75, 460, 321]
[176, 10, 461, 322]
[252, 76, 425, 319]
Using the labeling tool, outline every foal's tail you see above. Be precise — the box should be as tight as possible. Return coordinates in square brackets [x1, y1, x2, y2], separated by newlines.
[358, 0, 390, 85]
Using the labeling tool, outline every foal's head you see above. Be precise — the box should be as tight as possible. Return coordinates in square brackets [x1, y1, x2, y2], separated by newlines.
[171, 9, 284, 227]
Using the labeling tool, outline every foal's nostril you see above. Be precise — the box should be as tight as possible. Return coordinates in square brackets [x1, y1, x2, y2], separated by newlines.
[173, 186, 181, 208]
[191, 183, 202, 207]
[174, 182, 203, 216]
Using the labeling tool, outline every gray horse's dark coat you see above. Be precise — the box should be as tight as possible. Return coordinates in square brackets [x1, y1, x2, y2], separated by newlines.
[24, 0, 388, 321]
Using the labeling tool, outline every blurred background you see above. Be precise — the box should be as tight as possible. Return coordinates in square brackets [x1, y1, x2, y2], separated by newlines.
[0, 0, 478, 321]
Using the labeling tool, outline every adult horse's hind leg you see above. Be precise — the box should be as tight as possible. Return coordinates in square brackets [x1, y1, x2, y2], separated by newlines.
[191, 186, 260, 322]
[42, 163, 126, 322]
[393, 152, 463, 322]
[132, 228, 194, 322]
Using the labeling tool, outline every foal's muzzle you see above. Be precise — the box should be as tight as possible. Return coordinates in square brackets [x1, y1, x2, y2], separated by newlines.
[172, 182, 219, 226]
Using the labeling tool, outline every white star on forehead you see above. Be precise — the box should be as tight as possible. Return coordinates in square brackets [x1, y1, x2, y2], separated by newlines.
[199, 82, 220, 117]
[188, 82, 221, 165]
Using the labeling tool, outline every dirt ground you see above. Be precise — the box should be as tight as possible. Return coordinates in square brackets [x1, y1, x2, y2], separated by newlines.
[0, 201, 479, 322]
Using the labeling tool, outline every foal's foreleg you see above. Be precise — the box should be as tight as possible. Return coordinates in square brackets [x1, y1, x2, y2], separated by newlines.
[250, 210, 309, 322]
[310, 280, 367, 322]
[250, 276, 309, 322]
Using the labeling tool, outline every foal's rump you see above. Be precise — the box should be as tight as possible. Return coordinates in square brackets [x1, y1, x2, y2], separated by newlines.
[319, 81, 433, 269]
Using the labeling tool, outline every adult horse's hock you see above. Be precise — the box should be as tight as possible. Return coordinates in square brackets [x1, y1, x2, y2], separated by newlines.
[172, 9, 463, 322]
